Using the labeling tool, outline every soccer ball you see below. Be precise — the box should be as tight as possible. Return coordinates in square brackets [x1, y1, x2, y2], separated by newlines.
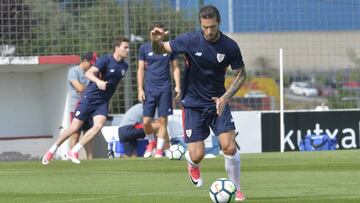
[209, 178, 236, 203]
[165, 144, 186, 160]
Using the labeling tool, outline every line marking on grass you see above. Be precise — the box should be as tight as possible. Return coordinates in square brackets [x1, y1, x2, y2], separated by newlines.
[38, 189, 208, 203]
[38, 195, 123, 203]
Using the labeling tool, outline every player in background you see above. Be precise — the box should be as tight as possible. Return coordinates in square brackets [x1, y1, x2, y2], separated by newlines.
[137, 22, 181, 158]
[67, 51, 97, 160]
[42, 37, 130, 165]
[150, 5, 246, 201]
[117, 103, 161, 157]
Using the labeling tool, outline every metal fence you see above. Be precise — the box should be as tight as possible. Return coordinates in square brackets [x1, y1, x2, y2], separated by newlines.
[1, 0, 360, 113]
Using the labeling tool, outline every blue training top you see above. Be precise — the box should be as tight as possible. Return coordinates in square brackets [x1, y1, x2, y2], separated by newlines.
[83, 54, 128, 102]
[169, 30, 245, 108]
[138, 42, 177, 92]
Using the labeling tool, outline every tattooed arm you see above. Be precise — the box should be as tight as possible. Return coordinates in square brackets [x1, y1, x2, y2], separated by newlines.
[212, 67, 246, 115]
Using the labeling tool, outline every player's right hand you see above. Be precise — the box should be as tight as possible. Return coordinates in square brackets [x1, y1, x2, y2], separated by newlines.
[150, 28, 169, 42]
[96, 80, 107, 90]
[138, 90, 145, 102]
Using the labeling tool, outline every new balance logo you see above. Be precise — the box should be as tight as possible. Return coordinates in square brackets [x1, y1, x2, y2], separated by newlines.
[195, 52, 202, 56]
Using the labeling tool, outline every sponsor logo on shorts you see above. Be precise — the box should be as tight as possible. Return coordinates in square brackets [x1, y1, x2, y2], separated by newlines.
[75, 111, 81, 116]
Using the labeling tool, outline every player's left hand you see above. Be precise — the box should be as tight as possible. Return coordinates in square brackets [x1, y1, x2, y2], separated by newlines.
[212, 96, 228, 116]
[96, 80, 108, 90]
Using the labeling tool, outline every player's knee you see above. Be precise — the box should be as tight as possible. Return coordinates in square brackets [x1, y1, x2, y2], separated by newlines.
[68, 126, 80, 136]
[158, 117, 167, 126]
[190, 153, 203, 164]
[188, 149, 205, 164]
[91, 124, 103, 133]
[222, 143, 237, 156]
[70, 132, 80, 139]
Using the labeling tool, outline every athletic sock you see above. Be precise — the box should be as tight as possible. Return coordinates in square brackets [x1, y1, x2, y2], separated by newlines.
[146, 134, 155, 142]
[70, 143, 83, 153]
[224, 151, 241, 191]
[185, 151, 199, 167]
[49, 144, 58, 153]
[157, 138, 165, 150]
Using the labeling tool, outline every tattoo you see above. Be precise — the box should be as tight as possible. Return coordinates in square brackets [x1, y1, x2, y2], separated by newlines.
[223, 67, 246, 100]
[151, 40, 166, 54]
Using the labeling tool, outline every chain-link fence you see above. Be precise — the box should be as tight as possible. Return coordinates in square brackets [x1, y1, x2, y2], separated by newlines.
[1, 0, 360, 113]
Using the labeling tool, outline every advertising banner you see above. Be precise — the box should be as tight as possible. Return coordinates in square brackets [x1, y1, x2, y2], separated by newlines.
[262, 111, 360, 152]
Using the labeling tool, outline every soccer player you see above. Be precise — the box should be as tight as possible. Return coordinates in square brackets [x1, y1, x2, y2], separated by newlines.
[150, 5, 246, 201]
[67, 51, 97, 160]
[42, 37, 130, 165]
[117, 103, 161, 157]
[137, 22, 181, 158]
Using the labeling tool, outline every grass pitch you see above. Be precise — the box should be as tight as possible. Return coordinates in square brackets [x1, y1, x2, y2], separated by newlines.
[0, 150, 359, 203]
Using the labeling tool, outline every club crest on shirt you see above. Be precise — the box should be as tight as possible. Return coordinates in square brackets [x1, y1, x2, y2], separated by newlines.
[121, 70, 125, 76]
[148, 52, 154, 56]
[186, 129, 192, 137]
[217, 53, 225, 62]
[163, 53, 168, 56]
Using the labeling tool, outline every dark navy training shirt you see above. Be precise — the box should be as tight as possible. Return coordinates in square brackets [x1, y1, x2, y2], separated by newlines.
[169, 30, 245, 108]
[138, 42, 177, 92]
[83, 54, 128, 102]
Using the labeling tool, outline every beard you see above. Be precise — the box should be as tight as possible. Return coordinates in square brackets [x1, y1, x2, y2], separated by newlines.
[204, 31, 220, 42]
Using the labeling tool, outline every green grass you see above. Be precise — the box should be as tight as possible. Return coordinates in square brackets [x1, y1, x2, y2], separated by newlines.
[1, 150, 360, 203]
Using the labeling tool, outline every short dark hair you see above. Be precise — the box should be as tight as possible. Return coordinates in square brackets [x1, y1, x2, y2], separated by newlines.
[199, 5, 221, 24]
[82, 51, 97, 65]
[112, 37, 129, 52]
[150, 22, 164, 31]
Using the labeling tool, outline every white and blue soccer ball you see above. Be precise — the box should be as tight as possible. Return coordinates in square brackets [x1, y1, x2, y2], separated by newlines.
[209, 178, 236, 203]
[165, 144, 186, 160]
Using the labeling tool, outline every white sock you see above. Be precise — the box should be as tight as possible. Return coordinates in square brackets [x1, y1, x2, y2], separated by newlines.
[157, 138, 165, 150]
[49, 144, 58, 153]
[224, 151, 241, 191]
[146, 134, 155, 141]
[70, 143, 83, 153]
[185, 151, 199, 167]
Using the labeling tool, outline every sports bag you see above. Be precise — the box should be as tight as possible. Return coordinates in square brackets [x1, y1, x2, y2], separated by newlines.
[299, 134, 337, 151]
